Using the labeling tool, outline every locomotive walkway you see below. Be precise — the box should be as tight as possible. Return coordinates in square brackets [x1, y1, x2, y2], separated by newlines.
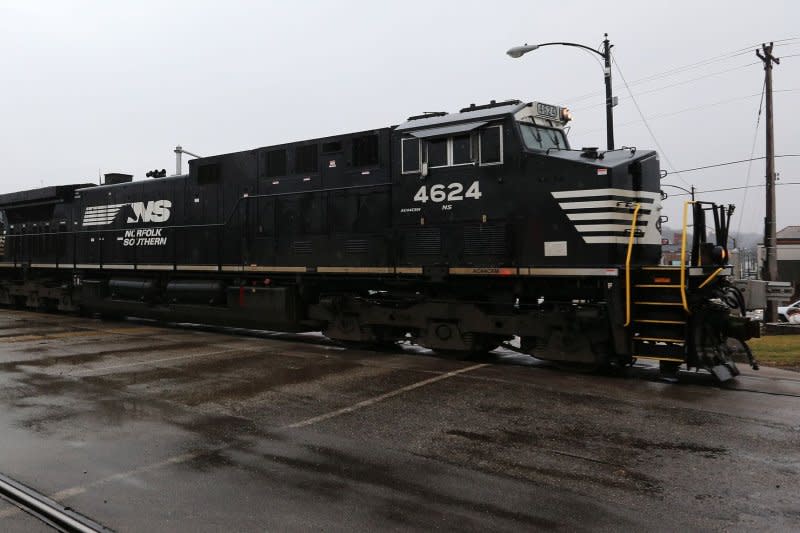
[0, 309, 798, 531]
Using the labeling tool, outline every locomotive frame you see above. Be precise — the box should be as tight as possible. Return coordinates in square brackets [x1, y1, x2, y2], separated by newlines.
[0, 99, 758, 381]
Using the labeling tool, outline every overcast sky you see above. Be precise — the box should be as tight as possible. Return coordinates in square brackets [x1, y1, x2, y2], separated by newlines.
[1, 0, 798, 238]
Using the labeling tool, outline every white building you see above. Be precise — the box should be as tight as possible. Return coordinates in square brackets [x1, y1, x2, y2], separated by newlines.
[757, 225, 800, 286]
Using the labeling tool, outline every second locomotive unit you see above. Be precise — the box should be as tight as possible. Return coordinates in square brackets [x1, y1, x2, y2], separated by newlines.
[0, 98, 758, 381]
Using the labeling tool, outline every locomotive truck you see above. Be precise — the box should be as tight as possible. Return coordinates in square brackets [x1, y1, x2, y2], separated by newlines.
[0, 99, 758, 381]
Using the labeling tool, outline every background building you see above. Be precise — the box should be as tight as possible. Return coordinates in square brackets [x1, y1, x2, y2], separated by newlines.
[758, 225, 800, 285]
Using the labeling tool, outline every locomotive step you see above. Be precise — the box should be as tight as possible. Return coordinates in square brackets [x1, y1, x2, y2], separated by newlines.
[633, 301, 684, 307]
[634, 319, 685, 325]
[633, 284, 682, 288]
[634, 271, 681, 284]
[633, 309, 688, 322]
[632, 341, 686, 358]
[634, 336, 685, 344]
[634, 355, 685, 363]
[633, 324, 686, 342]
[631, 290, 683, 303]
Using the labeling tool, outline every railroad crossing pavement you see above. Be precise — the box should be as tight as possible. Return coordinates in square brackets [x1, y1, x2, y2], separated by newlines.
[0, 309, 798, 531]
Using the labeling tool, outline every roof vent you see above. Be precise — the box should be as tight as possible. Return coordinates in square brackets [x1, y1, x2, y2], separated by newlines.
[103, 173, 133, 185]
[459, 99, 521, 113]
[407, 111, 448, 121]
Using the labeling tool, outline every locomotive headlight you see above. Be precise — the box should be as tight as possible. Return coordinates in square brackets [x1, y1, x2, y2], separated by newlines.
[711, 245, 728, 265]
[560, 107, 572, 123]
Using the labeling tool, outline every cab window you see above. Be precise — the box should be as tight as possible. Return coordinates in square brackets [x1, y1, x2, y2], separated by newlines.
[479, 125, 502, 165]
[519, 123, 567, 151]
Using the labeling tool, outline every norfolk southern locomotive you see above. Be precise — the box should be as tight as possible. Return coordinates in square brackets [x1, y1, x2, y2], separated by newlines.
[0, 99, 758, 381]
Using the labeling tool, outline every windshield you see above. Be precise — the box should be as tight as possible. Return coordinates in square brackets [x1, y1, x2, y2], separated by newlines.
[519, 123, 568, 151]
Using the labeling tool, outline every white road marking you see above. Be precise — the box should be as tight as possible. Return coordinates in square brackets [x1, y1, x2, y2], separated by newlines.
[0, 451, 210, 520]
[284, 363, 488, 429]
[71, 348, 242, 376]
[0, 362, 486, 520]
[50, 451, 203, 501]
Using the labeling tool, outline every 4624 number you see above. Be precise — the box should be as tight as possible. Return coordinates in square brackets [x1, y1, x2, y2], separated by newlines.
[413, 181, 482, 203]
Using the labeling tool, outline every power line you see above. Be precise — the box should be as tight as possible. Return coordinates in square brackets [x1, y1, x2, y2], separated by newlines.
[611, 52, 692, 188]
[577, 91, 762, 134]
[565, 49, 753, 103]
[668, 181, 800, 197]
[576, 88, 800, 135]
[569, 61, 760, 111]
[663, 154, 800, 175]
[736, 80, 766, 239]
[562, 36, 800, 104]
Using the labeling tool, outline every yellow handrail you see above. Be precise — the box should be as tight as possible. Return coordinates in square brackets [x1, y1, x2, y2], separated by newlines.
[679, 201, 694, 313]
[624, 203, 641, 327]
[699, 267, 724, 289]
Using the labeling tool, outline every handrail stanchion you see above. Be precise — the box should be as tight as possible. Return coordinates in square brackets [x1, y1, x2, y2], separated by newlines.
[624, 203, 641, 327]
[679, 201, 694, 313]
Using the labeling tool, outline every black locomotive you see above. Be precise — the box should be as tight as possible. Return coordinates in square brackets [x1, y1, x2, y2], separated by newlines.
[0, 99, 758, 381]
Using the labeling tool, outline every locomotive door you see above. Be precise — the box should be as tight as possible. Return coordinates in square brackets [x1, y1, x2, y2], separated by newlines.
[221, 182, 248, 266]
[185, 175, 220, 266]
[251, 195, 275, 266]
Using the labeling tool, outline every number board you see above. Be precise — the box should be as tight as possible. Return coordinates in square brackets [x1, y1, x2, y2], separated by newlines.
[535, 102, 559, 120]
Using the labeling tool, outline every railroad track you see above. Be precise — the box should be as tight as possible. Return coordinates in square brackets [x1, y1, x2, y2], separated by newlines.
[0, 473, 109, 532]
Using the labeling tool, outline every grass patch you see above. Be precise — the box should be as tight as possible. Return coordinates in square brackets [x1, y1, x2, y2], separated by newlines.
[748, 335, 800, 370]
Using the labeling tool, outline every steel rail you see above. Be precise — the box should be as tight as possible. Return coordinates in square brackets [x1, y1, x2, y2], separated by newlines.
[0, 473, 109, 532]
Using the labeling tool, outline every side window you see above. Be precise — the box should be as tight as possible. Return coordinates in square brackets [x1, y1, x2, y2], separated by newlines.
[401, 137, 420, 174]
[426, 138, 448, 168]
[479, 125, 503, 165]
[408, 132, 477, 171]
[295, 144, 318, 174]
[266, 148, 287, 177]
[452, 134, 472, 165]
[352, 134, 380, 167]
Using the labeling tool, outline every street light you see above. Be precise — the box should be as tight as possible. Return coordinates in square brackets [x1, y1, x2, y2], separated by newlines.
[507, 34, 617, 150]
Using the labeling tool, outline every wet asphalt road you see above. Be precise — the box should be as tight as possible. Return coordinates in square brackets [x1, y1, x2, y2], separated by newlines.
[0, 309, 798, 532]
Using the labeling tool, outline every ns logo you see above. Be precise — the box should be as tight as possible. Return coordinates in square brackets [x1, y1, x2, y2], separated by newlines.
[127, 200, 172, 224]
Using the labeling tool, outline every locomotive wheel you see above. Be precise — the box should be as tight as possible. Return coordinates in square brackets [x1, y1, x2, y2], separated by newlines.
[325, 321, 404, 352]
[430, 332, 504, 359]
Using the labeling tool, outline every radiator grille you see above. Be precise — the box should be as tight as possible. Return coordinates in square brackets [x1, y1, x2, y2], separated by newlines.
[464, 225, 507, 255]
[406, 228, 441, 255]
[292, 240, 313, 254]
[344, 239, 368, 254]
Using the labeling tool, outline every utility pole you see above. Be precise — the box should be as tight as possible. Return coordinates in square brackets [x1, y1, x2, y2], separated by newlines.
[603, 33, 615, 151]
[757, 42, 780, 321]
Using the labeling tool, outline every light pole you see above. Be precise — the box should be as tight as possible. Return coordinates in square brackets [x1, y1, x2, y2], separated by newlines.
[507, 33, 616, 150]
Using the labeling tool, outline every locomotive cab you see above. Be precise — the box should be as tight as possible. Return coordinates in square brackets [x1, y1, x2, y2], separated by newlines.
[393, 99, 664, 272]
